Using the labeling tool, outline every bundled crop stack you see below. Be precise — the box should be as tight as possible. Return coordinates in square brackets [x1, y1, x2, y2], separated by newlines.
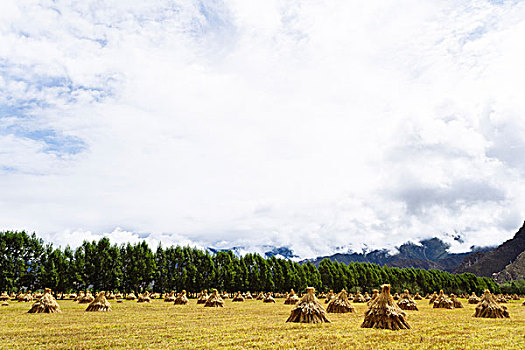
[106, 292, 116, 300]
[28, 288, 61, 313]
[450, 294, 463, 308]
[428, 292, 438, 304]
[256, 292, 264, 300]
[393, 293, 400, 301]
[326, 289, 356, 314]
[220, 292, 229, 299]
[433, 290, 454, 309]
[413, 293, 422, 300]
[245, 292, 253, 300]
[0, 292, 9, 302]
[263, 292, 276, 303]
[353, 292, 366, 303]
[284, 289, 300, 305]
[86, 291, 111, 312]
[397, 290, 418, 311]
[232, 292, 245, 302]
[174, 290, 189, 305]
[204, 289, 224, 307]
[364, 292, 371, 302]
[468, 292, 480, 304]
[137, 292, 151, 303]
[197, 290, 208, 304]
[164, 291, 176, 302]
[367, 290, 379, 306]
[361, 284, 410, 330]
[473, 290, 510, 318]
[126, 292, 137, 301]
[325, 290, 335, 304]
[286, 287, 330, 323]
[79, 292, 94, 304]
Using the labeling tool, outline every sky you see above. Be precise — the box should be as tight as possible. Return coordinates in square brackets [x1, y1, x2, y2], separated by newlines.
[1, 0, 525, 258]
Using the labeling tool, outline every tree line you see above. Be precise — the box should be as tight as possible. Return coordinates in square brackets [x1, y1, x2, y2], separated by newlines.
[0, 230, 502, 295]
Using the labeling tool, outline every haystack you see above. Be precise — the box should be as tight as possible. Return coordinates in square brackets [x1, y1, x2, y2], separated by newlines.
[367, 289, 379, 306]
[115, 292, 124, 299]
[174, 290, 189, 305]
[468, 292, 480, 304]
[86, 291, 111, 312]
[164, 291, 176, 302]
[450, 294, 463, 308]
[325, 290, 335, 304]
[204, 289, 224, 307]
[473, 290, 509, 318]
[256, 292, 264, 300]
[286, 287, 330, 323]
[78, 291, 94, 304]
[361, 284, 410, 330]
[0, 292, 9, 301]
[428, 292, 438, 304]
[393, 293, 400, 300]
[244, 291, 253, 300]
[221, 292, 229, 299]
[137, 292, 151, 303]
[353, 292, 366, 303]
[232, 292, 245, 302]
[327, 289, 356, 313]
[284, 289, 300, 305]
[106, 292, 116, 300]
[433, 290, 454, 309]
[75, 291, 84, 302]
[197, 290, 209, 304]
[397, 290, 418, 311]
[413, 293, 422, 300]
[28, 288, 61, 313]
[126, 292, 137, 300]
[364, 292, 371, 301]
[263, 292, 276, 303]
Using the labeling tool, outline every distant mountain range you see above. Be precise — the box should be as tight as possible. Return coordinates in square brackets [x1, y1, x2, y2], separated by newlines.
[208, 221, 525, 281]
[454, 221, 525, 279]
[304, 237, 493, 272]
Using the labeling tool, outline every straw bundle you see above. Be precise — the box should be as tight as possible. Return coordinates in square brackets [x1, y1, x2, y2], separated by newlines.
[327, 289, 356, 313]
[397, 289, 418, 311]
[204, 289, 224, 307]
[232, 292, 245, 302]
[86, 291, 111, 312]
[244, 291, 253, 300]
[284, 289, 300, 305]
[428, 292, 438, 304]
[286, 287, 330, 323]
[353, 292, 366, 303]
[433, 290, 454, 309]
[367, 290, 379, 306]
[28, 288, 61, 313]
[137, 292, 151, 303]
[221, 292, 229, 299]
[164, 291, 176, 302]
[78, 291, 94, 304]
[174, 290, 189, 305]
[126, 292, 137, 300]
[324, 290, 335, 304]
[473, 290, 510, 318]
[468, 292, 480, 304]
[364, 292, 371, 301]
[361, 284, 410, 330]
[256, 292, 264, 300]
[450, 294, 463, 308]
[263, 292, 276, 303]
[197, 290, 209, 304]
[0, 292, 9, 301]
[413, 293, 422, 300]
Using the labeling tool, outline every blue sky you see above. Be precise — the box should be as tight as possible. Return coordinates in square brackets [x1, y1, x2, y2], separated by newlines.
[0, 0, 524, 257]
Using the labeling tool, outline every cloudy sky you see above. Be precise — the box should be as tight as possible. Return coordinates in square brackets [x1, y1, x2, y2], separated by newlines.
[1, 0, 524, 258]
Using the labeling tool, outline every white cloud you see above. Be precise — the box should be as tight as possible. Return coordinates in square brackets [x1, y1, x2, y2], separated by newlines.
[0, 0, 524, 257]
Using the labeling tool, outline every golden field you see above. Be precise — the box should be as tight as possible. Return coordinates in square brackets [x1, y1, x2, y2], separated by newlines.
[0, 297, 524, 349]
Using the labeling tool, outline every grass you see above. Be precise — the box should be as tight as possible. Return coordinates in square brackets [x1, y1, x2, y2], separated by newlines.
[0, 297, 524, 349]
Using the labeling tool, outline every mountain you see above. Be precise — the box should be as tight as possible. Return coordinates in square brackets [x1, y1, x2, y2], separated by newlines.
[304, 238, 492, 272]
[454, 221, 525, 277]
[493, 251, 525, 283]
[207, 245, 298, 259]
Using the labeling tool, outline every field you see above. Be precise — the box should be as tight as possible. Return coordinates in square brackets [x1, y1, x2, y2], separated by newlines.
[0, 297, 524, 349]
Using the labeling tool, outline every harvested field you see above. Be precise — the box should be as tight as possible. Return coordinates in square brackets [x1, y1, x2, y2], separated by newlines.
[0, 298, 524, 349]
